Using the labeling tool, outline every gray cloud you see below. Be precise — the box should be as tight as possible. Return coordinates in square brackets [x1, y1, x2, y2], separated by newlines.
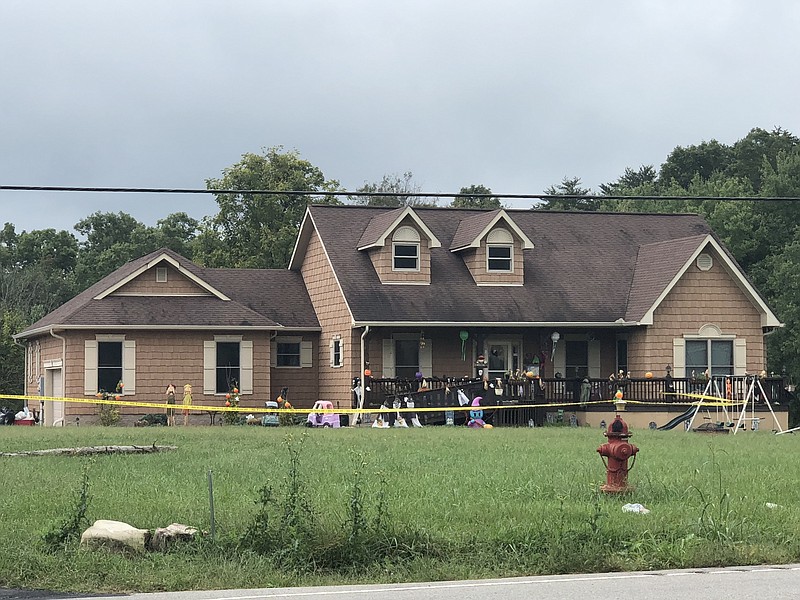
[1, 0, 797, 233]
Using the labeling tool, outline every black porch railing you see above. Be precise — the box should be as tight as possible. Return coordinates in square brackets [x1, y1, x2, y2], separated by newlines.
[362, 375, 791, 427]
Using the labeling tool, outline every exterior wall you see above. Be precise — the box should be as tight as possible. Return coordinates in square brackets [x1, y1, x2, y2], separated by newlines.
[299, 228, 354, 408]
[459, 231, 525, 286]
[113, 264, 210, 295]
[626, 248, 765, 376]
[270, 334, 320, 408]
[368, 240, 431, 284]
[30, 329, 273, 425]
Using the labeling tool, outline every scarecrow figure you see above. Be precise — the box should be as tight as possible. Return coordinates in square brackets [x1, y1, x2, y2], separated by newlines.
[165, 383, 176, 426]
[182, 383, 192, 426]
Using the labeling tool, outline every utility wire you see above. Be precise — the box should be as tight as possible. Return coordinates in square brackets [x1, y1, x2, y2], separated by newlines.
[1, 184, 800, 202]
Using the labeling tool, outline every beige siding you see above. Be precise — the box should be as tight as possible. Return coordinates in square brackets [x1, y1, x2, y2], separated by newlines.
[299, 229, 352, 407]
[29, 329, 272, 425]
[113, 264, 211, 295]
[270, 334, 320, 408]
[626, 248, 765, 376]
[459, 228, 524, 286]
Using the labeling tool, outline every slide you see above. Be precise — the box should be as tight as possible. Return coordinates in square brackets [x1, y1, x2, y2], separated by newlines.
[657, 406, 697, 431]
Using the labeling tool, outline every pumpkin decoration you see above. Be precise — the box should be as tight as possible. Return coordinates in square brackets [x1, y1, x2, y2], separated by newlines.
[645, 371, 653, 379]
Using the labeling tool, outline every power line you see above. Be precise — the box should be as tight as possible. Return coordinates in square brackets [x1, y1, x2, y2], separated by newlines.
[1, 184, 800, 202]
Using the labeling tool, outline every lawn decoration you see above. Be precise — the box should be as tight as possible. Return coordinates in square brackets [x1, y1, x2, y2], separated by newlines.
[467, 397, 492, 429]
[165, 383, 176, 427]
[306, 400, 341, 428]
[459, 330, 469, 361]
[182, 383, 192, 426]
[222, 386, 240, 425]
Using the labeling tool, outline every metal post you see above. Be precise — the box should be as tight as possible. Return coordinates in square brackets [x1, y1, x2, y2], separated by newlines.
[207, 470, 216, 542]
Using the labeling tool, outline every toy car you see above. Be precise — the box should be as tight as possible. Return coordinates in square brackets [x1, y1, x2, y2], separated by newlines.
[306, 400, 341, 428]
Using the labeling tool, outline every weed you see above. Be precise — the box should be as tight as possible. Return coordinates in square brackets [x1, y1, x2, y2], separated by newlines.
[41, 460, 92, 552]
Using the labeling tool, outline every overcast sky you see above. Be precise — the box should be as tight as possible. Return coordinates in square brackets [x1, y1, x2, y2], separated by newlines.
[1, 0, 797, 235]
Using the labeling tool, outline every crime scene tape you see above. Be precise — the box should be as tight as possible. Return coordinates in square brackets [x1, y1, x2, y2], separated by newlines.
[0, 393, 727, 414]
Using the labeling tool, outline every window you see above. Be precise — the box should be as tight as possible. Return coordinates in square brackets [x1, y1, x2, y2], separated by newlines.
[565, 340, 588, 379]
[330, 337, 343, 368]
[616, 339, 628, 374]
[392, 226, 420, 271]
[97, 341, 122, 393]
[686, 340, 733, 377]
[204, 338, 253, 395]
[216, 342, 240, 393]
[486, 228, 514, 272]
[156, 267, 167, 282]
[395, 339, 419, 379]
[277, 341, 301, 367]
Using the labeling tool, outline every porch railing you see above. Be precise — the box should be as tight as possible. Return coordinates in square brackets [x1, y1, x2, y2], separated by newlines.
[362, 375, 791, 427]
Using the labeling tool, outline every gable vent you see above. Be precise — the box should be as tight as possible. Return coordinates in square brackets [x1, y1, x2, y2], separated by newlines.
[696, 253, 713, 271]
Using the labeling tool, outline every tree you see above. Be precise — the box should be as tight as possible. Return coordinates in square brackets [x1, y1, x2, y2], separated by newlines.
[350, 172, 437, 208]
[537, 176, 600, 211]
[451, 184, 501, 209]
[729, 127, 800, 192]
[658, 139, 733, 188]
[599, 166, 657, 196]
[197, 147, 340, 268]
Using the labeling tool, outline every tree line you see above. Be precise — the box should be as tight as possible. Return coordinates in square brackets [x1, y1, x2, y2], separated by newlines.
[2, 128, 799, 396]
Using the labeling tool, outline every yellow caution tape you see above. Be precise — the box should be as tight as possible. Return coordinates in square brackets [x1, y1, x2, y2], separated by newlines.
[0, 393, 737, 414]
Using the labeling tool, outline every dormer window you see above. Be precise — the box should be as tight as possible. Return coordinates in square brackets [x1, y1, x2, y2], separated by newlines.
[392, 226, 420, 271]
[486, 228, 514, 272]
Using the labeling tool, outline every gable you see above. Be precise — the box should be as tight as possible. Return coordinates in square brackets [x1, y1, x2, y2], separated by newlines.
[112, 262, 213, 296]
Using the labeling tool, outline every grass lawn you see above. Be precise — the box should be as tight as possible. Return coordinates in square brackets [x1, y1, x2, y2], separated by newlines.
[1, 424, 799, 593]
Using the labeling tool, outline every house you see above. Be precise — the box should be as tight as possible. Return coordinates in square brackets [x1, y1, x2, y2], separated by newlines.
[14, 205, 786, 428]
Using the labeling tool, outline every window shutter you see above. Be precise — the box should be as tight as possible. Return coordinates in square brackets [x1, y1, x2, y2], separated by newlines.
[122, 340, 136, 395]
[340, 339, 345, 367]
[84, 340, 98, 395]
[382, 339, 395, 378]
[203, 341, 216, 395]
[329, 339, 335, 367]
[240, 340, 253, 394]
[301, 341, 313, 368]
[420, 341, 432, 378]
[553, 341, 566, 377]
[734, 338, 747, 375]
[588, 340, 601, 378]
[673, 338, 686, 378]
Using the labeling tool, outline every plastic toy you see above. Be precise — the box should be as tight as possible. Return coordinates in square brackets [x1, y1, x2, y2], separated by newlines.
[467, 397, 492, 428]
[306, 400, 341, 428]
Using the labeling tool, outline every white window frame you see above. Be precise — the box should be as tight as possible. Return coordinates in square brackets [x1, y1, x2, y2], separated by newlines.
[330, 334, 343, 368]
[392, 226, 421, 271]
[486, 228, 514, 273]
[155, 267, 168, 282]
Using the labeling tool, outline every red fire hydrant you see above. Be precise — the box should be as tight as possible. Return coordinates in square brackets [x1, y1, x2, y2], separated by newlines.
[597, 414, 639, 493]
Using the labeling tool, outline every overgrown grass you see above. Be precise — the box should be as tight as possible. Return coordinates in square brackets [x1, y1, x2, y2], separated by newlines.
[2, 425, 800, 593]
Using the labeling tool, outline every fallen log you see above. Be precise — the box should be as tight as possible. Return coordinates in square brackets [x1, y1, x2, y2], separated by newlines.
[0, 444, 178, 457]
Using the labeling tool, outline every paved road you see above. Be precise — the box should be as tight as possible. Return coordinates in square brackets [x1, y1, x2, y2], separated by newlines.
[29, 564, 799, 600]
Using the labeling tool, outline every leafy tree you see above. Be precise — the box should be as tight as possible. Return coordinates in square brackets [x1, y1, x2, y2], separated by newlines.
[197, 147, 340, 268]
[729, 127, 800, 192]
[658, 139, 733, 188]
[350, 172, 437, 208]
[0, 309, 25, 396]
[537, 176, 600, 211]
[451, 184, 501, 209]
[599, 166, 657, 196]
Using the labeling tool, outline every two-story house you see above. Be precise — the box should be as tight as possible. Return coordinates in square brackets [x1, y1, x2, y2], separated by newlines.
[13, 205, 784, 427]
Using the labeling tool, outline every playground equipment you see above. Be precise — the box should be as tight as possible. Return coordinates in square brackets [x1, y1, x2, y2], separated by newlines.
[732, 374, 783, 435]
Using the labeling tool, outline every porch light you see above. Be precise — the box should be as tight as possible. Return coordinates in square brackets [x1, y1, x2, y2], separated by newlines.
[665, 364, 672, 376]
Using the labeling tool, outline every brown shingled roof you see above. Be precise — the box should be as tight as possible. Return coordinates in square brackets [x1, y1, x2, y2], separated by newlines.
[308, 205, 723, 324]
[16, 248, 319, 337]
[449, 210, 502, 250]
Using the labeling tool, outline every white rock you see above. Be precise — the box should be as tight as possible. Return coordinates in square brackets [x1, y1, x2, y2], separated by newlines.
[80, 519, 150, 553]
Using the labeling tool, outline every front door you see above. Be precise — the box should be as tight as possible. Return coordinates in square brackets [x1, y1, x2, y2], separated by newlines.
[45, 368, 64, 426]
[486, 340, 520, 381]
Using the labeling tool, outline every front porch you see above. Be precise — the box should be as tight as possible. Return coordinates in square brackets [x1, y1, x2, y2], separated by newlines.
[362, 374, 792, 431]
